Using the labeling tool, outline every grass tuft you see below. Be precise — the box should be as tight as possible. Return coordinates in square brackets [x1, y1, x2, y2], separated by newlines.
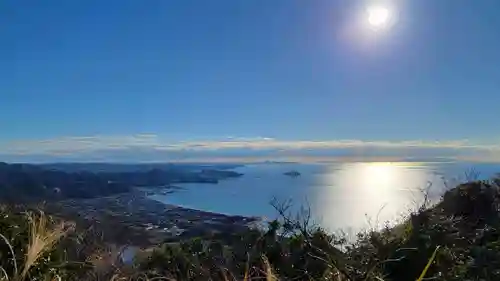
[416, 246, 440, 281]
[19, 211, 70, 280]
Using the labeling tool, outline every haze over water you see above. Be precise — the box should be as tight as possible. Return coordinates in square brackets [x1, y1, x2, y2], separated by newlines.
[149, 162, 500, 234]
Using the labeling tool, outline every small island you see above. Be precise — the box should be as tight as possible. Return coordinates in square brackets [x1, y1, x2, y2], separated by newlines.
[284, 170, 301, 177]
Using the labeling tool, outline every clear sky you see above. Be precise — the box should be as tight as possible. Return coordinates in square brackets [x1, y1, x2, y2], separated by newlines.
[1, 0, 500, 162]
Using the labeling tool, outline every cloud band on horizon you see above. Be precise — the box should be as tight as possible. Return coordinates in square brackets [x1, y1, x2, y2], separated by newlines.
[1, 135, 499, 163]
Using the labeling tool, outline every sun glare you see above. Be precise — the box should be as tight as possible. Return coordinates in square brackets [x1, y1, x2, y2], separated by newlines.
[366, 5, 391, 29]
[365, 162, 395, 185]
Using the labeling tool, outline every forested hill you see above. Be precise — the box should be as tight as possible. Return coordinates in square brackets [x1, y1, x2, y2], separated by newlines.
[0, 162, 130, 202]
[0, 162, 243, 202]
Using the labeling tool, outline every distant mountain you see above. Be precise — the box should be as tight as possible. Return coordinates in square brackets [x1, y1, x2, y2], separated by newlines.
[0, 162, 131, 202]
[262, 161, 298, 165]
[0, 162, 244, 203]
[39, 163, 242, 173]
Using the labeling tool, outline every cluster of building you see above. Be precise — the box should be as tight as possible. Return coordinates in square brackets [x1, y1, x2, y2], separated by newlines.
[48, 191, 259, 246]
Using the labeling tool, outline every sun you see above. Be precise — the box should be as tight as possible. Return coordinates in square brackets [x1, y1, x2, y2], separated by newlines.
[367, 6, 390, 28]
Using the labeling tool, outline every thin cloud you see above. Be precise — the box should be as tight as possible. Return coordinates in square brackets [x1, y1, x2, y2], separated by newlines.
[0, 135, 499, 162]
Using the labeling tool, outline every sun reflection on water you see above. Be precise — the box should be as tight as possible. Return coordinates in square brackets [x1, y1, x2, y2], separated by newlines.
[310, 162, 442, 236]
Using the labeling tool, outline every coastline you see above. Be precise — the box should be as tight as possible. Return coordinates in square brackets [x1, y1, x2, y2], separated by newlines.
[142, 186, 267, 228]
[46, 190, 260, 247]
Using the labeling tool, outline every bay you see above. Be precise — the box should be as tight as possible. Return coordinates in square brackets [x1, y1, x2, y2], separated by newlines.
[148, 162, 500, 234]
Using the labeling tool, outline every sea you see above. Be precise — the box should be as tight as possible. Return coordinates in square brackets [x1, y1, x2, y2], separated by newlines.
[148, 162, 500, 235]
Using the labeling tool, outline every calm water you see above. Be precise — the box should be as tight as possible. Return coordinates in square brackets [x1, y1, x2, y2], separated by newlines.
[149, 162, 500, 234]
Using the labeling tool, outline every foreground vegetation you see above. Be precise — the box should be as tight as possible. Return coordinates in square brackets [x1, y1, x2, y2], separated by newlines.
[1, 176, 500, 280]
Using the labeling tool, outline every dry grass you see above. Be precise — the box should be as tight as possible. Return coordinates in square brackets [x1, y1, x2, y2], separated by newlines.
[416, 246, 440, 281]
[0, 232, 18, 279]
[19, 211, 72, 280]
[0, 211, 72, 281]
[261, 256, 277, 281]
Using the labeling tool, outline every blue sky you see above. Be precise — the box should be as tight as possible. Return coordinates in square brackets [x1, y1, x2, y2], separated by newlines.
[1, 0, 500, 162]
